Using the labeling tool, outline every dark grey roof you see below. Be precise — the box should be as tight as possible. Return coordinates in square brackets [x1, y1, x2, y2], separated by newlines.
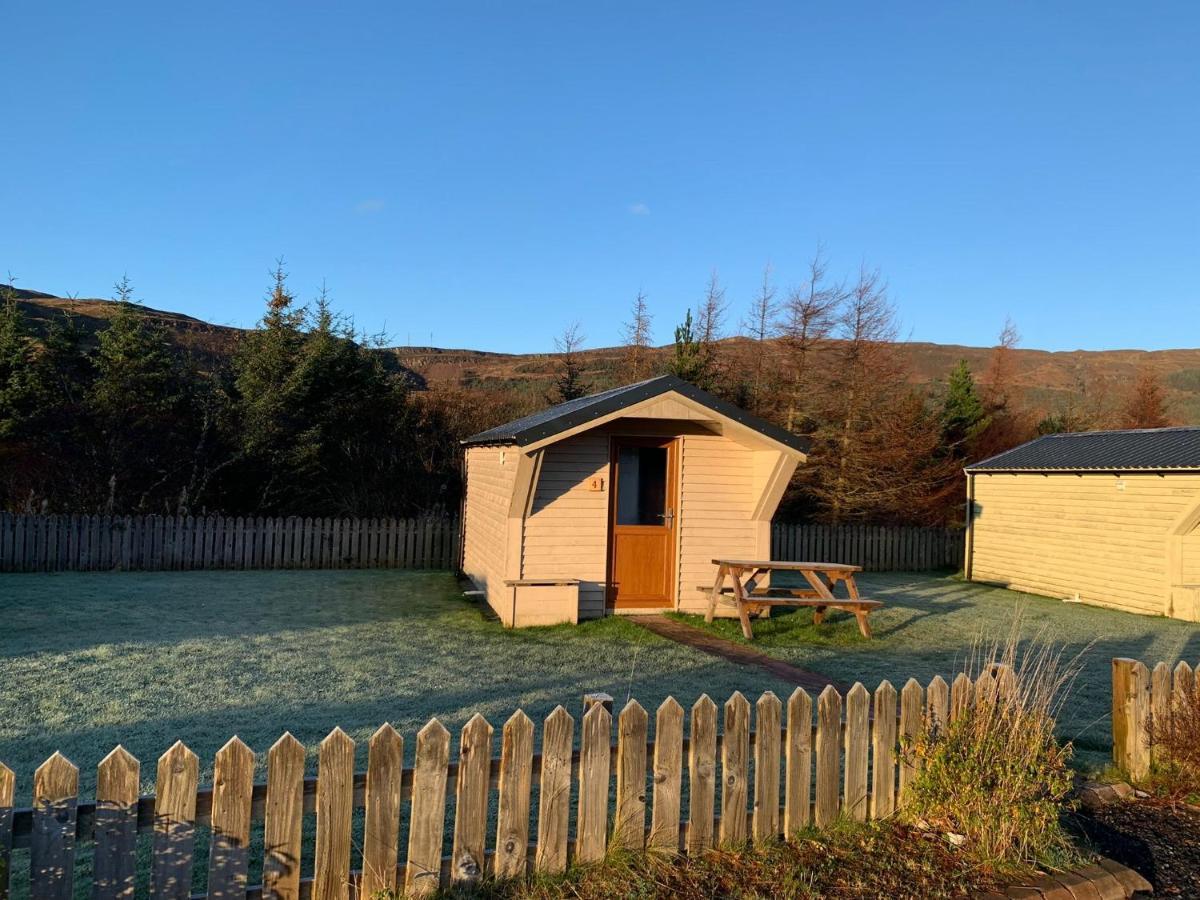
[966, 427, 1200, 473]
[462, 375, 810, 453]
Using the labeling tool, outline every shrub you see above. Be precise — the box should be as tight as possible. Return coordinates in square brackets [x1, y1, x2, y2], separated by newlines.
[425, 820, 1000, 899]
[901, 626, 1080, 871]
[1147, 678, 1200, 803]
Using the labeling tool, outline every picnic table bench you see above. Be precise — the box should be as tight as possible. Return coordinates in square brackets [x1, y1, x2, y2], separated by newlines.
[700, 559, 882, 640]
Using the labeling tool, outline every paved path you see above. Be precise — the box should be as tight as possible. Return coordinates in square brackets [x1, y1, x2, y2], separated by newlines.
[632, 614, 841, 693]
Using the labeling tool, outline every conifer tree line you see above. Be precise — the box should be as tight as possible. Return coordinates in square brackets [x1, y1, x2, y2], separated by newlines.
[0, 265, 460, 516]
[0, 252, 1176, 524]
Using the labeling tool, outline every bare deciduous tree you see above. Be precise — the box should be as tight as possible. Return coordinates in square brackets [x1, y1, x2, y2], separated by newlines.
[741, 264, 777, 413]
[695, 270, 727, 346]
[1121, 367, 1171, 429]
[777, 247, 844, 433]
[621, 290, 654, 380]
[552, 322, 587, 402]
[983, 317, 1020, 411]
[806, 265, 930, 524]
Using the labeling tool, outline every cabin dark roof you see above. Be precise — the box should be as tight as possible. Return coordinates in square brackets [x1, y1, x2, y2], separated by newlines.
[966, 427, 1200, 473]
[462, 375, 810, 453]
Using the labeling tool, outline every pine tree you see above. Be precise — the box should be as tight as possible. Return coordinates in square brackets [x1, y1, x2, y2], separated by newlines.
[89, 276, 190, 511]
[0, 281, 44, 440]
[666, 309, 713, 388]
[939, 360, 988, 450]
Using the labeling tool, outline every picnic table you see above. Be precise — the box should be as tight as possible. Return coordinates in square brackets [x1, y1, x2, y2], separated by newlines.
[701, 559, 882, 640]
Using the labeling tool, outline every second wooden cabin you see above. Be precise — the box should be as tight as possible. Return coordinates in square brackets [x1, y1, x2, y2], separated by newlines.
[460, 376, 808, 626]
[966, 426, 1200, 622]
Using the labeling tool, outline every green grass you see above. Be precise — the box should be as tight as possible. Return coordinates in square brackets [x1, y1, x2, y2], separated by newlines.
[0, 569, 799, 801]
[671, 572, 1200, 768]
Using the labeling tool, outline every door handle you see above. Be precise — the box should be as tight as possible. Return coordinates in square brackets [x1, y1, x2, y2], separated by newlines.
[659, 508, 675, 528]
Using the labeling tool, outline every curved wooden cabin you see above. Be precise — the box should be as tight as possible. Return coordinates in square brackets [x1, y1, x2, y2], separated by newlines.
[460, 376, 809, 627]
[965, 427, 1200, 622]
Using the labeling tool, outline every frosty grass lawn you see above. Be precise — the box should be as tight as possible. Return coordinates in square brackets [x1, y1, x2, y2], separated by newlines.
[3, 568, 1198, 800]
[0, 569, 793, 803]
[673, 571, 1200, 768]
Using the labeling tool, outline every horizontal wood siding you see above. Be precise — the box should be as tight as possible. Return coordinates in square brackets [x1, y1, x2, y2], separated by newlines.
[970, 472, 1200, 615]
[462, 446, 518, 615]
[522, 434, 610, 619]
[677, 434, 758, 612]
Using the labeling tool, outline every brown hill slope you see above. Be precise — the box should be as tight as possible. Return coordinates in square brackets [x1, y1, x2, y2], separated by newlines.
[9, 286, 1200, 423]
[390, 337, 1200, 425]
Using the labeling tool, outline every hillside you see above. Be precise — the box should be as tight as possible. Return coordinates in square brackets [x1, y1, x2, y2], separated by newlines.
[391, 338, 1200, 425]
[8, 286, 1200, 423]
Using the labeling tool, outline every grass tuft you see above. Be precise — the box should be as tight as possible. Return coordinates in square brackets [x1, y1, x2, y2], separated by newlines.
[901, 619, 1083, 872]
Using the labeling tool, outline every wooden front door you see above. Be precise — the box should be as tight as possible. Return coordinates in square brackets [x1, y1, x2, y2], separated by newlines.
[608, 437, 678, 609]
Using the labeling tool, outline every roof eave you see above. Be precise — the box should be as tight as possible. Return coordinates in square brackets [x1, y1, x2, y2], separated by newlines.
[460, 375, 812, 455]
[965, 466, 1200, 474]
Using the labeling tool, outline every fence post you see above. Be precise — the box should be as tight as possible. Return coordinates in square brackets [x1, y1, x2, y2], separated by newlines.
[0, 762, 13, 900]
[1112, 658, 1150, 780]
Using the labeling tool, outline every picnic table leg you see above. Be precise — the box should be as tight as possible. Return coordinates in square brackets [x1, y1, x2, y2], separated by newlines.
[853, 609, 872, 639]
[843, 574, 861, 601]
[731, 568, 755, 640]
[705, 565, 726, 624]
[745, 567, 770, 619]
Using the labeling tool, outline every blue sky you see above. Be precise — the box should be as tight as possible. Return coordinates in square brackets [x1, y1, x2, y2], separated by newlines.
[3, 2, 1196, 353]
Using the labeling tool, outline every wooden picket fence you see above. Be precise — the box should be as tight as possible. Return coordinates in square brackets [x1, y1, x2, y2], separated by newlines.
[0, 514, 960, 575]
[772, 523, 963, 572]
[0, 669, 1016, 900]
[1111, 656, 1198, 781]
[0, 513, 459, 573]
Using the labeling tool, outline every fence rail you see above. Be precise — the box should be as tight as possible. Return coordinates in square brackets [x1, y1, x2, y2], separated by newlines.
[772, 523, 963, 572]
[1111, 656, 1198, 780]
[0, 513, 459, 573]
[0, 669, 1016, 900]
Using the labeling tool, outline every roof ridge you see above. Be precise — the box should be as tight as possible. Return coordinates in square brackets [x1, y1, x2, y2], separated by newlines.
[460, 374, 808, 454]
[1044, 424, 1200, 438]
[967, 424, 1200, 472]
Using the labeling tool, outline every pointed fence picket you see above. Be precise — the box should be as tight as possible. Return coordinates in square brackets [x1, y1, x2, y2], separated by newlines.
[2, 668, 1022, 899]
[0, 514, 460, 572]
[1112, 656, 1198, 781]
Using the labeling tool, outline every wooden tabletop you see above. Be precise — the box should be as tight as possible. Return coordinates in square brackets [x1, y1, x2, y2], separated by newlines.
[712, 559, 862, 573]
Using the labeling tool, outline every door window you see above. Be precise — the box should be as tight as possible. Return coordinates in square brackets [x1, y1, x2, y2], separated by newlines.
[616, 446, 668, 525]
